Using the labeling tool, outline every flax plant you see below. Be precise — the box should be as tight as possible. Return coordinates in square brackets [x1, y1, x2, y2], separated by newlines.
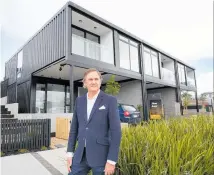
[118, 115, 214, 175]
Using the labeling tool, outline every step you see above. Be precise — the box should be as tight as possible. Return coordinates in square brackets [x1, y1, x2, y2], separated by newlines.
[1, 106, 6, 110]
[0, 110, 11, 115]
[1, 114, 14, 119]
[1, 105, 12, 115]
[1, 118, 18, 123]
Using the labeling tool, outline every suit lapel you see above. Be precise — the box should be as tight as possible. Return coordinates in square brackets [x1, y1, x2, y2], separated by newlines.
[87, 91, 104, 125]
[82, 94, 87, 123]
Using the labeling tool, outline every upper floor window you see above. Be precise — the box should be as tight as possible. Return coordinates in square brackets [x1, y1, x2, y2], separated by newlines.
[143, 46, 159, 78]
[186, 67, 195, 87]
[72, 26, 100, 43]
[17, 50, 23, 78]
[119, 34, 139, 72]
[178, 63, 186, 85]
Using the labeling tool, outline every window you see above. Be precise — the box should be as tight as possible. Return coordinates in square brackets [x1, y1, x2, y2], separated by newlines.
[144, 52, 152, 75]
[119, 34, 139, 72]
[119, 41, 130, 69]
[122, 105, 137, 112]
[17, 50, 23, 78]
[72, 26, 100, 60]
[65, 86, 70, 113]
[35, 84, 46, 113]
[72, 26, 100, 43]
[186, 67, 195, 87]
[143, 47, 159, 78]
[130, 45, 139, 72]
[86, 33, 99, 43]
[72, 28, 84, 37]
[35, 83, 70, 113]
[151, 55, 159, 77]
[119, 35, 128, 42]
[178, 64, 186, 85]
[47, 84, 65, 113]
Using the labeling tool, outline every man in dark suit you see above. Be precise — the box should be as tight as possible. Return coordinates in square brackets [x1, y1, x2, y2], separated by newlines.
[67, 68, 122, 175]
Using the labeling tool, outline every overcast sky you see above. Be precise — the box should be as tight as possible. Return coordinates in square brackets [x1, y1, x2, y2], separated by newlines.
[0, 0, 213, 95]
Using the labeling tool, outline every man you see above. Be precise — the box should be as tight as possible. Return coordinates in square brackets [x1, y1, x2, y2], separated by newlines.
[67, 68, 122, 175]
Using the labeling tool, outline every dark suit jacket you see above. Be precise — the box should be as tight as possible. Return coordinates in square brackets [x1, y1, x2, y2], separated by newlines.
[67, 90, 122, 167]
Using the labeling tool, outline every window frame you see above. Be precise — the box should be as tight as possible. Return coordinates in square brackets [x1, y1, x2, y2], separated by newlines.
[118, 34, 140, 72]
[178, 63, 186, 85]
[17, 50, 23, 79]
[143, 46, 160, 78]
[72, 25, 100, 44]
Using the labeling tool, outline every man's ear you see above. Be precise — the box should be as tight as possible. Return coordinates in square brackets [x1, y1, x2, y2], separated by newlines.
[83, 83, 87, 89]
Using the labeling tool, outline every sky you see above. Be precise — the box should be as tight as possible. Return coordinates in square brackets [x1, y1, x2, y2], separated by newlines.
[0, 0, 213, 95]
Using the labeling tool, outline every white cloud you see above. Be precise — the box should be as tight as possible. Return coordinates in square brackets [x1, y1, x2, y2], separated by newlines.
[196, 72, 214, 95]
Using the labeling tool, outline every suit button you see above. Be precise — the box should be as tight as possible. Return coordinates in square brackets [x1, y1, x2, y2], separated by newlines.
[86, 127, 88, 130]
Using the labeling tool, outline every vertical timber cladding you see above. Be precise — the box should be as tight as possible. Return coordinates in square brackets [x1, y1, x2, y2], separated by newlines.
[5, 55, 17, 85]
[17, 81, 31, 113]
[0, 79, 8, 98]
[21, 9, 66, 78]
[7, 83, 17, 104]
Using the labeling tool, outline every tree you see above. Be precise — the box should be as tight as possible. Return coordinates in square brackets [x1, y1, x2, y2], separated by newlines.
[181, 92, 192, 114]
[199, 94, 206, 112]
[104, 75, 121, 96]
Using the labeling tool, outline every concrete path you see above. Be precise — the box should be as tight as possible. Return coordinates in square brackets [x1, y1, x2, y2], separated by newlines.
[1, 148, 68, 175]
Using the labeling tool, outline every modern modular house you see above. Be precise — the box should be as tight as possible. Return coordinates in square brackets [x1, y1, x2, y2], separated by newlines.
[1, 1, 199, 120]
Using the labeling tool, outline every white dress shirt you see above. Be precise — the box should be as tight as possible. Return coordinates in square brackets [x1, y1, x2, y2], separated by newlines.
[67, 90, 116, 165]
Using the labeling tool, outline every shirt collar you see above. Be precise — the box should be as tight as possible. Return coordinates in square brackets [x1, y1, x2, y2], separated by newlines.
[87, 89, 100, 100]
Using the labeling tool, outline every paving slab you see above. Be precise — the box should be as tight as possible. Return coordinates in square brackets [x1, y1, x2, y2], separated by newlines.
[1, 153, 52, 175]
[38, 148, 68, 175]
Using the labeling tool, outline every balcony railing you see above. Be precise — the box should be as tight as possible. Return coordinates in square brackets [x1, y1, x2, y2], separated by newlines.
[72, 34, 113, 64]
[161, 68, 176, 83]
[187, 77, 195, 87]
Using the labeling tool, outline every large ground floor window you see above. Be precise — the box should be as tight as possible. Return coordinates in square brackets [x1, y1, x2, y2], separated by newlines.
[35, 83, 70, 113]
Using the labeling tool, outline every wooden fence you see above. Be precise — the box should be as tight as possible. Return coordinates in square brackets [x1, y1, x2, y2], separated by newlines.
[56, 117, 70, 140]
[1, 119, 51, 153]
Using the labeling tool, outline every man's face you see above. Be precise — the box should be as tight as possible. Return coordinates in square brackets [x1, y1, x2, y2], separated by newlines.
[84, 71, 101, 92]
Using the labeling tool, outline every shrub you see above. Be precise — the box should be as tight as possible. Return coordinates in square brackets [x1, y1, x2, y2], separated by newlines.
[118, 115, 214, 175]
[18, 149, 29, 154]
[0, 152, 5, 157]
[41, 146, 48, 151]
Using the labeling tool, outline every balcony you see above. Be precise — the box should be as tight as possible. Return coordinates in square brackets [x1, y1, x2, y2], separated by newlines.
[161, 68, 176, 84]
[187, 77, 195, 87]
[72, 34, 113, 64]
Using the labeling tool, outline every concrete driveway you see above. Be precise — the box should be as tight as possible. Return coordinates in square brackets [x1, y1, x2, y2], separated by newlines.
[1, 148, 68, 175]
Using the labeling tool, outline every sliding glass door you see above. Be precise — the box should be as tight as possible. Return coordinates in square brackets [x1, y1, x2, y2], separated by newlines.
[35, 84, 46, 113]
[47, 84, 65, 113]
[35, 82, 71, 113]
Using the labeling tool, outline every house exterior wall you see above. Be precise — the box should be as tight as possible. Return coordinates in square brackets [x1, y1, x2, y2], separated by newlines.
[147, 88, 181, 118]
[5, 55, 17, 85]
[17, 81, 31, 113]
[7, 83, 17, 104]
[2, 2, 197, 118]
[21, 10, 66, 80]
[116, 80, 142, 107]
[4, 7, 67, 86]
[101, 80, 142, 107]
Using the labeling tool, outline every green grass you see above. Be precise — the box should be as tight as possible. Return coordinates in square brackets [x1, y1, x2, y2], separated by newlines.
[118, 115, 214, 175]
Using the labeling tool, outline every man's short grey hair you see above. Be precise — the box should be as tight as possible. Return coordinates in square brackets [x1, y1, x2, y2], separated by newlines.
[82, 68, 103, 88]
